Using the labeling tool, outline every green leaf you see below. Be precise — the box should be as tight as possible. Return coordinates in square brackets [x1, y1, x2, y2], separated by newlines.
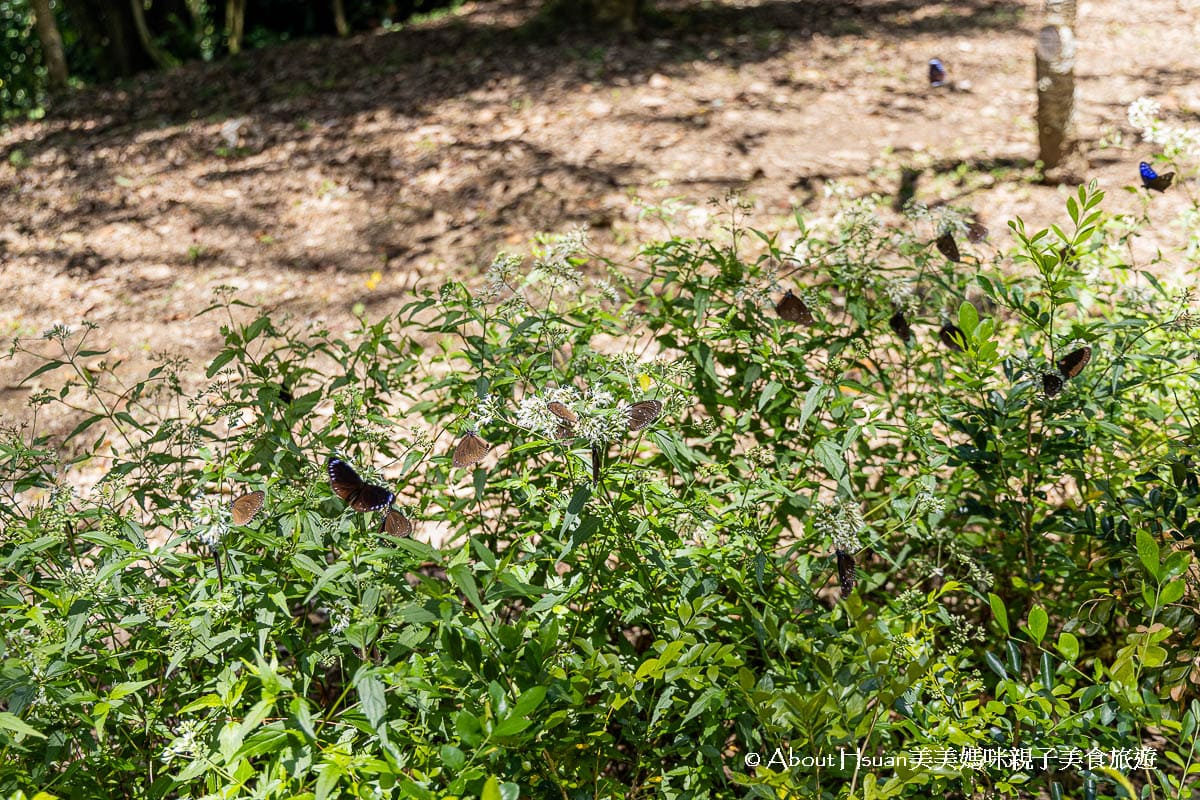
[1056, 632, 1079, 662]
[481, 777, 503, 800]
[0, 712, 46, 739]
[447, 564, 483, 610]
[1135, 530, 1160, 578]
[957, 301, 979, 334]
[1026, 606, 1048, 644]
[988, 593, 1009, 635]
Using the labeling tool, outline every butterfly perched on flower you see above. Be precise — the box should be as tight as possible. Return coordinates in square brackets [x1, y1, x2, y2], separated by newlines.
[889, 309, 914, 344]
[936, 231, 961, 262]
[547, 401, 578, 440]
[928, 58, 947, 87]
[1041, 345, 1092, 398]
[836, 550, 857, 597]
[379, 508, 413, 538]
[452, 431, 491, 468]
[626, 400, 663, 432]
[327, 458, 395, 511]
[939, 323, 966, 352]
[230, 490, 265, 525]
[1139, 161, 1174, 192]
[775, 290, 814, 325]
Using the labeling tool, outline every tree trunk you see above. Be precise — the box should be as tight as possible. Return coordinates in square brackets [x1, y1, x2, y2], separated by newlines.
[225, 0, 246, 54]
[130, 0, 177, 68]
[333, 0, 349, 36]
[1035, 22, 1076, 170]
[30, 0, 69, 92]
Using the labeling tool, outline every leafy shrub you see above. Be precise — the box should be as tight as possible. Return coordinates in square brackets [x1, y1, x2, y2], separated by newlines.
[1, 186, 1198, 799]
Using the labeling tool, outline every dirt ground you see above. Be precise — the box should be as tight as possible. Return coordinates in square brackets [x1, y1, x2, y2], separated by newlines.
[3, 0, 1199, 439]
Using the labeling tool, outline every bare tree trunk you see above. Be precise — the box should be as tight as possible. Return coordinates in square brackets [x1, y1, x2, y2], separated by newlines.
[225, 0, 246, 54]
[30, 0, 69, 92]
[333, 0, 349, 36]
[130, 0, 177, 68]
[1035, 6, 1076, 170]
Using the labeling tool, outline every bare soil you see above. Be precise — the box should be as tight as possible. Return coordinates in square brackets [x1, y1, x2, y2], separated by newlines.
[3, 0, 1199, 437]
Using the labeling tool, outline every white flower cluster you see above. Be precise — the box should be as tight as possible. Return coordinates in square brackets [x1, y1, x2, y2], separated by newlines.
[915, 491, 945, 516]
[516, 386, 627, 445]
[161, 719, 205, 764]
[813, 498, 866, 552]
[1128, 96, 1200, 158]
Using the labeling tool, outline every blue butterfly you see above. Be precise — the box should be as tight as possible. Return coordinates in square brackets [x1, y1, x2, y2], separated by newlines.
[1140, 161, 1174, 192]
[929, 59, 947, 88]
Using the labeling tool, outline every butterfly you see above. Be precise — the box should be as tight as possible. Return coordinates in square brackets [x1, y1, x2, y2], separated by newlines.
[452, 431, 491, 468]
[966, 222, 989, 243]
[591, 442, 602, 485]
[836, 549, 857, 598]
[327, 458, 395, 511]
[548, 401, 578, 425]
[230, 490, 265, 525]
[775, 291, 814, 325]
[889, 309, 914, 344]
[277, 383, 294, 404]
[1041, 346, 1092, 397]
[928, 58, 947, 88]
[936, 231, 961, 262]
[939, 323, 966, 352]
[379, 508, 413, 538]
[1139, 161, 1174, 192]
[626, 400, 663, 432]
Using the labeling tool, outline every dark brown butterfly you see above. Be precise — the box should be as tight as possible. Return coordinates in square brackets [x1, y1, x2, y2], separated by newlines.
[1056, 346, 1092, 379]
[966, 222, 989, 244]
[591, 443, 602, 485]
[277, 383, 294, 404]
[452, 432, 491, 468]
[548, 401, 578, 424]
[1041, 372, 1065, 398]
[626, 400, 663, 432]
[230, 490, 265, 525]
[939, 323, 966, 352]
[889, 309, 914, 344]
[936, 231, 961, 262]
[327, 458, 395, 511]
[379, 509, 413, 538]
[835, 549, 856, 598]
[1140, 161, 1174, 192]
[775, 291, 814, 325]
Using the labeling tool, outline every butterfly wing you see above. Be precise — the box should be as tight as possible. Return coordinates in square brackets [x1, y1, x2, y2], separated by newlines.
[1140, 161, 1174, 191]
[627, 400, 663, 432]
[889, 310, 914, 344]
[775, 291, 814, 324]
[452, 432, 491, 468]
[1056, 346, 1092, 379]
[836, 550, 857, 598]
[231, 490, 265, 525]
[548, 401, 578, 425]
[936, 231, 961, 262]
[966, 222, 988, 243]
[591, 442, 602, 485]
[328, 458, 365, 503]
[928, 58, 946, 87]
[939, 323, 966, 352]
[1041, 372, 1064, 398]
[328, 458, 394, 511]
[380, 509, 413, 538]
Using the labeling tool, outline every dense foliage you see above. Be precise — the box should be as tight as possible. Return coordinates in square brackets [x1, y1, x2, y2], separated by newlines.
[1, 180, 1198, 798]
[0, 0, 461, 117]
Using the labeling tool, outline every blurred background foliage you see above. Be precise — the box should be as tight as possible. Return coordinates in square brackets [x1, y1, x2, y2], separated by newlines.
[0, 0, 650, 118]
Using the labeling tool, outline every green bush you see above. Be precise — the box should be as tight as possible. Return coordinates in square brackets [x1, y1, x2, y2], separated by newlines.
[2, 186, 1198, 798]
